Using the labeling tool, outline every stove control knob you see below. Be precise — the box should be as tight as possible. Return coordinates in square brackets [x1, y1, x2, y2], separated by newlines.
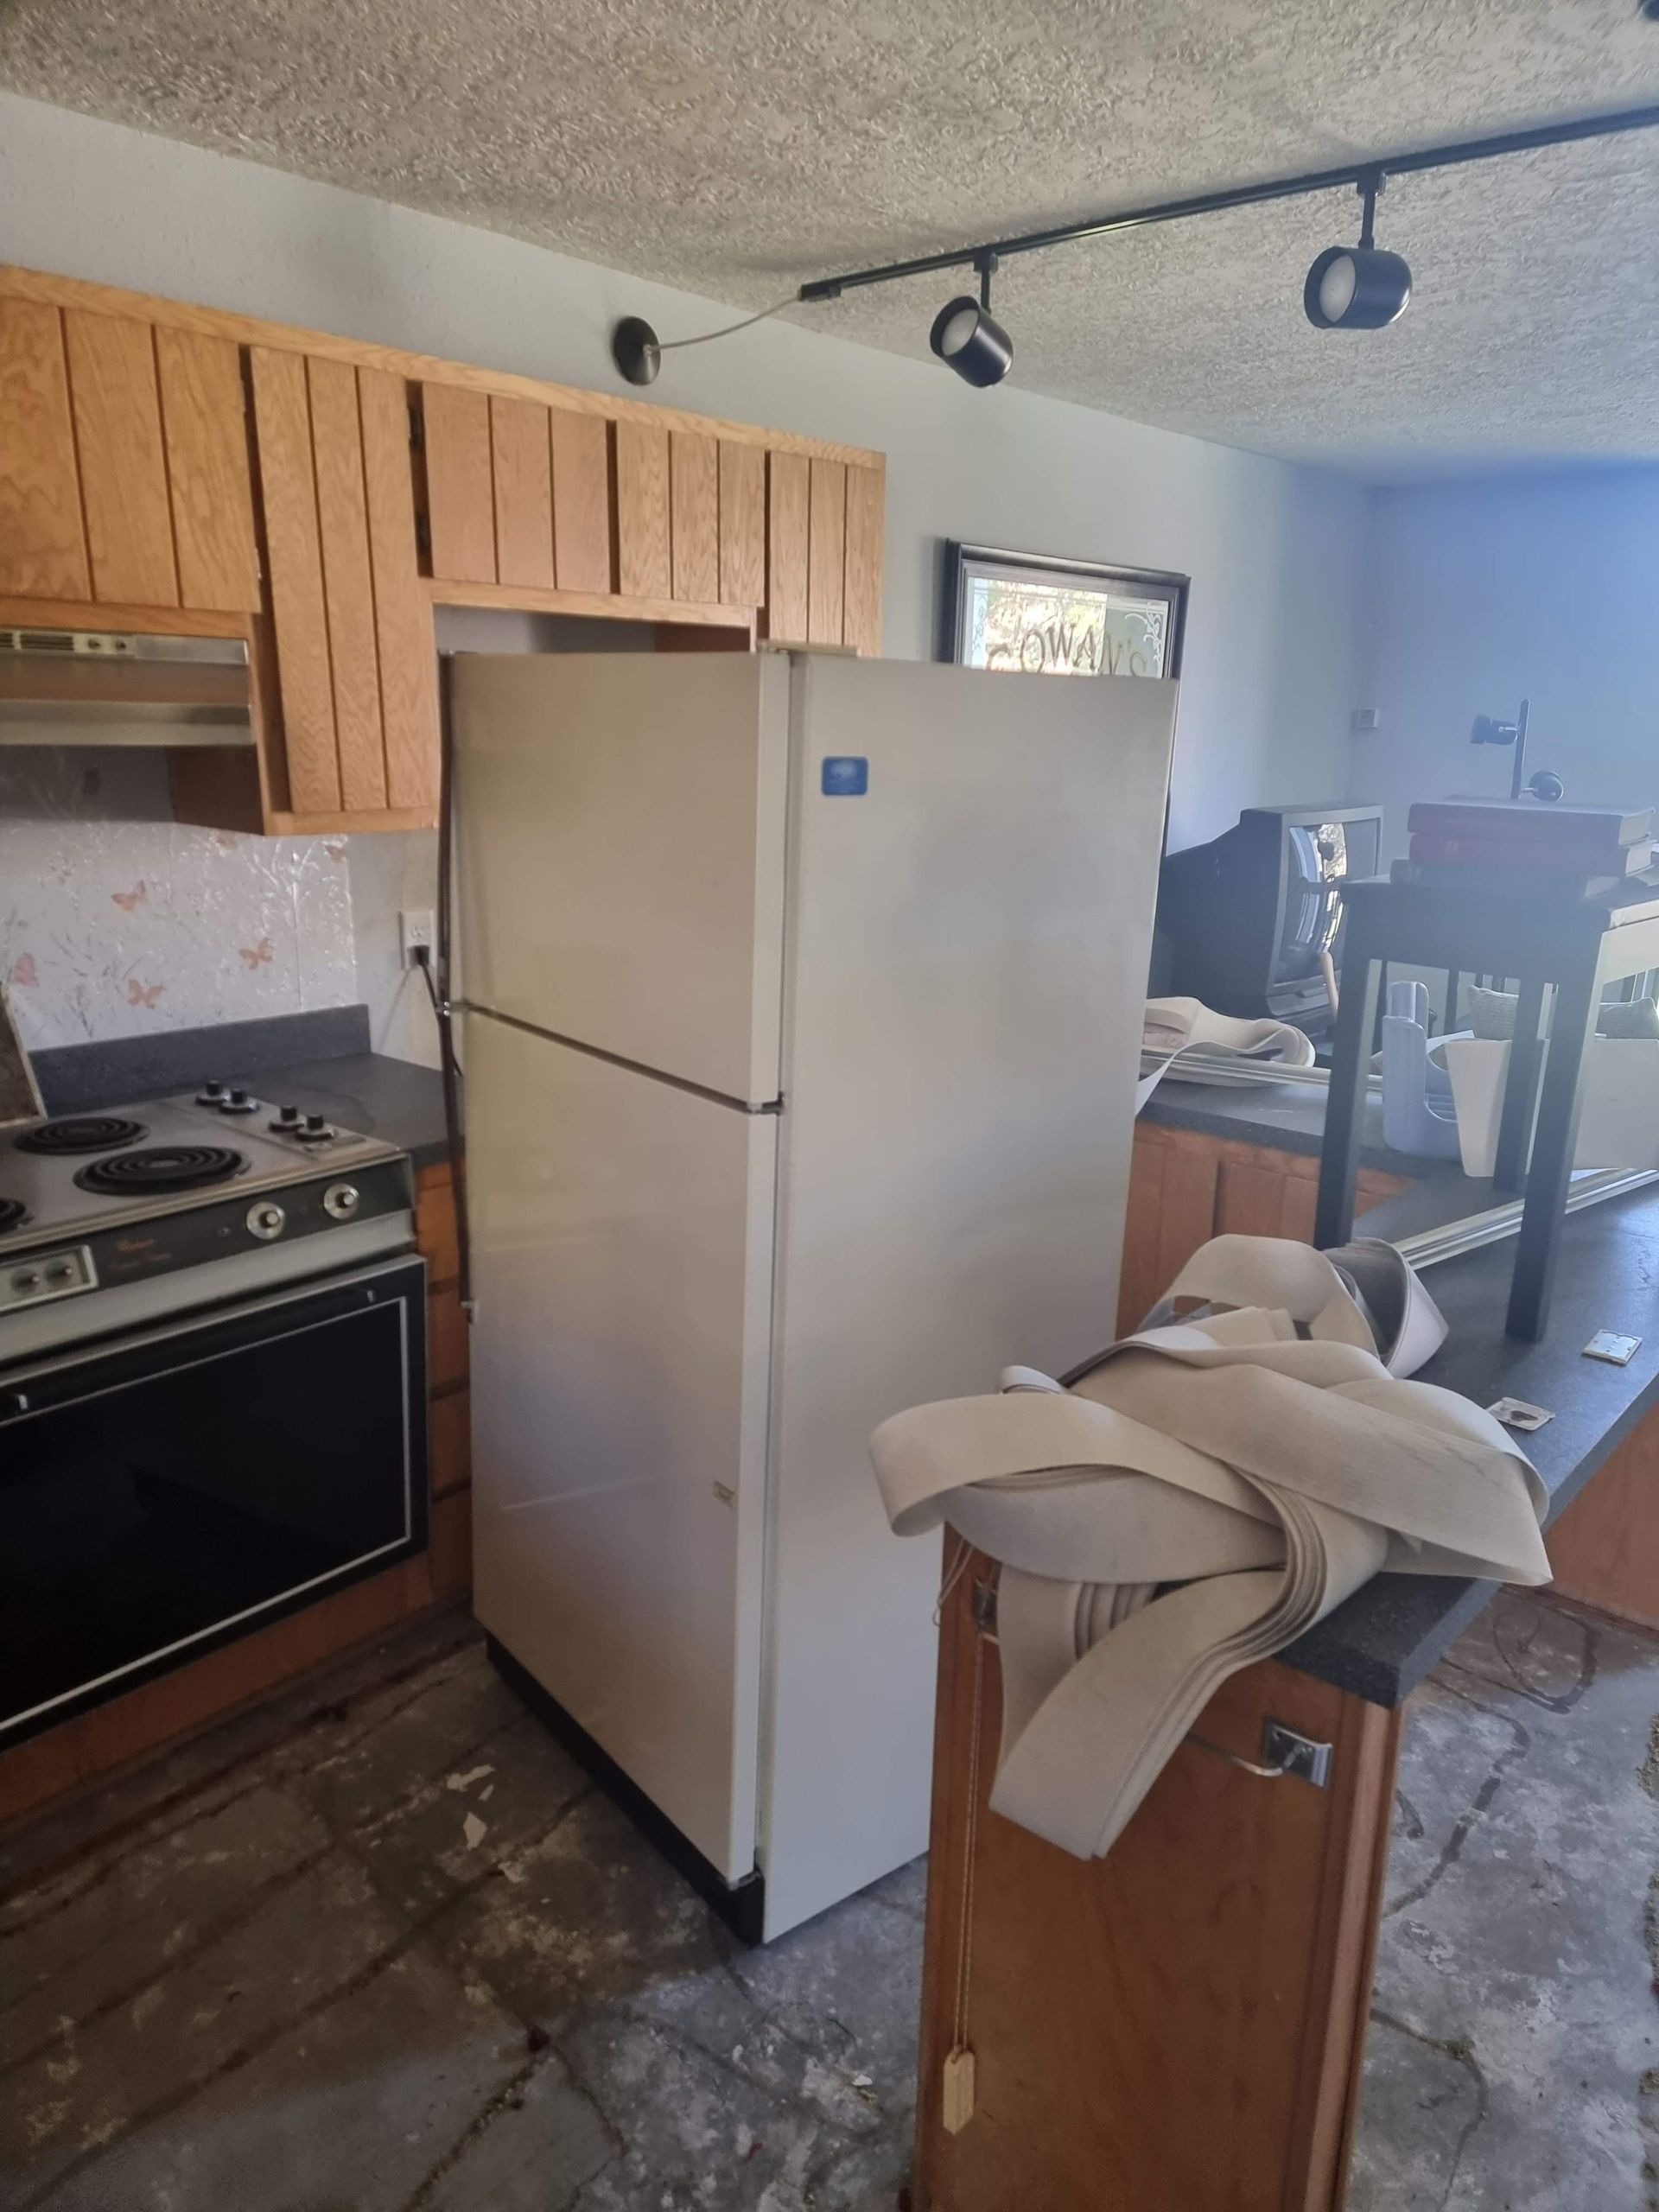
[298, 1114, 332, 1144]
[323, 1181, 361, 1221]
[12, 1268, 41, 1292]
[222, 1088, 259, 1115]
[197, 1078, 226, 1104]
[278, 1104, 301, 1124]
[247, 1200, 286, 1242]
[47, 1261, 76, 1285]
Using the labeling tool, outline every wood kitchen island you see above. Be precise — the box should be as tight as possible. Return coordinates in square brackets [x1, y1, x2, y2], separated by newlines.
[912, 1125, 1659, 2212]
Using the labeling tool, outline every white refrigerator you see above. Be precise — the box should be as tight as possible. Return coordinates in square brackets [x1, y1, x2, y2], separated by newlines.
[451, 648, 1176, 1939]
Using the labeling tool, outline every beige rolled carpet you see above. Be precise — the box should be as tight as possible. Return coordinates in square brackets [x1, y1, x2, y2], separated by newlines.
[870, 1236, 1550, 1860]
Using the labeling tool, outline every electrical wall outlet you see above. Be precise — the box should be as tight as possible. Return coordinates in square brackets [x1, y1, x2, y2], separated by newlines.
[400, 909, 435, 968]
[1351, 707, 1380, 734]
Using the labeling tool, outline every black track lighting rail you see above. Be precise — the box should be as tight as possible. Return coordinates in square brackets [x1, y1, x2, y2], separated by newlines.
[795, 99, 1659, 303]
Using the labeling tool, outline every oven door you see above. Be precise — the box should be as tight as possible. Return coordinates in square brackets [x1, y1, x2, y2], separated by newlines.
[0, 1255, 428, 1745]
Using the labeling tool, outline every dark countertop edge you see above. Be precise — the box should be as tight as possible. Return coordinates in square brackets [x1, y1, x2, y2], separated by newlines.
[23, 1010, 452, 1172]
[1281, 1177, 1659, 1707]
[1283, 1577, 1501, 1710]
[1140, 1075, 1446, 1179]
[237, 1052, 453, 1171]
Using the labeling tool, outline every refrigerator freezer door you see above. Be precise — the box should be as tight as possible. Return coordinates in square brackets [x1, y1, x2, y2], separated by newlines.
[451, 653, 789, 1105]
[465, 1009, 775, 1884]
[760, 654, 1177, 1937]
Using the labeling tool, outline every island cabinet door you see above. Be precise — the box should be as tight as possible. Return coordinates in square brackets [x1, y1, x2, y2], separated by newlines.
[250, 346, 439, 830]
[914, 1557, 1402, 2212]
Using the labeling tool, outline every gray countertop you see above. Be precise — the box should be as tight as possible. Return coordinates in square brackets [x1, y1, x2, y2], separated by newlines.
[1141, 1067, 1440, 1175]
[32, 1007, 453, 1172]
[37, 1012, 1656, 1714]
[219, 1052, 452, 1171]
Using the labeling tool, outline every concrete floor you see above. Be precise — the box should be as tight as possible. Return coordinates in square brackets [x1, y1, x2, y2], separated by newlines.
[2, 1589, 1656, 2210]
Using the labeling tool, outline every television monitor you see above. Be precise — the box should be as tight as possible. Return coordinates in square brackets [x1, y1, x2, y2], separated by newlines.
[1154, 803, 1384, 1035]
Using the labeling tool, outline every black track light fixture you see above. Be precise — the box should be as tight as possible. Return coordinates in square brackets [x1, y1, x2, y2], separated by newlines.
[1304, 173, 1413, 330]
[616, 100, 1659, 390]
[929, 253, 1014, 387]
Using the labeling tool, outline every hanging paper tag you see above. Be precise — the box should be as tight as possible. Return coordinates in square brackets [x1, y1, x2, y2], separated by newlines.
[942, 2045, 976, 2135]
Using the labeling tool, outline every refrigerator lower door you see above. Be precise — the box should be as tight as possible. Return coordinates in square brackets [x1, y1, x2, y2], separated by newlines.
[759, 653, 1177, 1938]
[465, 1010, 774, 1885]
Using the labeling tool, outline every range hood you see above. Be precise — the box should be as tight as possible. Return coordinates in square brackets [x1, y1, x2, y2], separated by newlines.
[0, 627, 254, 748]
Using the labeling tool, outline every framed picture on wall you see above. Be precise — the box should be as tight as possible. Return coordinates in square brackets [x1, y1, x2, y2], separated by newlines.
[942, 542, 1189, 682]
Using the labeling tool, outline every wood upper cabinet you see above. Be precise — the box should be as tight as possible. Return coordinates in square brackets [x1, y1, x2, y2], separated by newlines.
[422, 382, 619, 599]
[0, 265, 887, 838]
[0, 297, 260, 615]
[0, 296, 88, 599]
[766, 451, 884, 653]
[155, 328, 263, 613]
[250, 346, 437, 827]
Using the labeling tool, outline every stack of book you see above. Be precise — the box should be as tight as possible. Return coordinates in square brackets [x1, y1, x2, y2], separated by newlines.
[1392, 799, 1656, 904]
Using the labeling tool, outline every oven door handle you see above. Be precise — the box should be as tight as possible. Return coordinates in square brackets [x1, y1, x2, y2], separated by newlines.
[0, 1253, 427, 1414]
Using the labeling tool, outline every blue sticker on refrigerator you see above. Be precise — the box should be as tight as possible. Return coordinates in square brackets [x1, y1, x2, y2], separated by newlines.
[820, 756, 869, 796]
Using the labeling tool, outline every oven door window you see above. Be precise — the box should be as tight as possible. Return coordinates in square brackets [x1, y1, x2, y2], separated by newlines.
[0, 1260, 427, 1742]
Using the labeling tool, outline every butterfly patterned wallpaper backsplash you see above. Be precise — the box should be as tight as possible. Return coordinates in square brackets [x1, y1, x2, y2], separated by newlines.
[0, 751, 356, 1051]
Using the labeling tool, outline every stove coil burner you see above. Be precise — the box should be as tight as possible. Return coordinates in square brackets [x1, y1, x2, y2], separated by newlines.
[74, 1145, 245, 1197]
[0, 1196, 29, 1234]
[16, 1116, 148, 1156]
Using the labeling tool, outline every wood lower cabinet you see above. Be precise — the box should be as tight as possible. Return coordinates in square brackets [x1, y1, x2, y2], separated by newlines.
[1544, 1412, 1659, 1630]
[1119, 1121, 1410, 1336]
[0, 264, 887, 836]
[914, 1555, 1400, 2212]
[0, 1166, 472, 1830]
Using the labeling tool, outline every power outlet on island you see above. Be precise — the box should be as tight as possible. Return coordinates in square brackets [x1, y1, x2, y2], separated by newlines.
[400, 909, 435, 969]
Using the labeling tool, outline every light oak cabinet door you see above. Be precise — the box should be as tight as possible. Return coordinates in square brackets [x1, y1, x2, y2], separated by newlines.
[154, 327, 262, 613]
[766, 449, 810, 643]
[61, 309, 179, 608]
[251, 348, 439, 828]
[614, 418, 671, 599]
[0, 297, 91, 600]
[765, 452, 883, 654]
[0, 302, 262, 617]
[670, 431, 719, 604]
[718, 441, 766, 611]
[550, 410, 613, 594]
[360, 368, 441, 815]
[250, 345, 340, 816]
[308, 355, 387, 812]
[422, 382, 496, 584]
[842, 461, 884, 656]
[490, 394, 556, 592]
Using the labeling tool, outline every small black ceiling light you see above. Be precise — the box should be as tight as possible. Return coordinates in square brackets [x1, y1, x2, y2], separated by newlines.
[609, 294, 798, 387]
[930, 254, 1014, 386]
[1304, 173, 1413, 330]
[611, 315, 662, 385]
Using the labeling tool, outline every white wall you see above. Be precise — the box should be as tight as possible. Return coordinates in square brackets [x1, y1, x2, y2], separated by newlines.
[1354, 467, 1659, 855]
[0, 91, 1371, 1062]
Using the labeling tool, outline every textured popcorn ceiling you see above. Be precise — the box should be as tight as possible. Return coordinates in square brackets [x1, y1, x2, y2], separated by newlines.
[5, 0, 1659, 474]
